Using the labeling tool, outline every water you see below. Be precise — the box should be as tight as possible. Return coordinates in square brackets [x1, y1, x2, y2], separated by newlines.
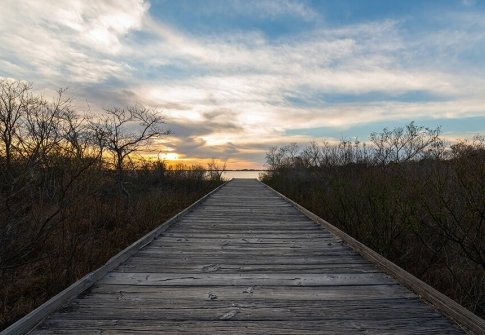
[221, 170, 267, 180]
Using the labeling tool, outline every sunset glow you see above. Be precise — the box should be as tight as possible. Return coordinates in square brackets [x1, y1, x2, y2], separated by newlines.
[159, 152, 179, 161]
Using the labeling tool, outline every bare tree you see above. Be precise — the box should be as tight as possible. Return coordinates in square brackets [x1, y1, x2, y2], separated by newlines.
[0, 80, 38, 174]
[0, 81, 99, 271]
[370, 122, 442, 164]
[207, 158, 227, 181]
[301, 141, 322, 168]
[92, 106, 169, 198]
[265, 143, 300, 170]
[21, 89, 73, 166]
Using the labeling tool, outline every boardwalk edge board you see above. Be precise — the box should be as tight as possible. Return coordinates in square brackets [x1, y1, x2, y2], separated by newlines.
[1, 181, 230, 335]
[260, 180, 485, 335]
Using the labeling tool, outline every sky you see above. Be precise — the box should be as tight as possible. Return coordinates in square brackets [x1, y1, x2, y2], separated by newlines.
[1, 0, 485, 169]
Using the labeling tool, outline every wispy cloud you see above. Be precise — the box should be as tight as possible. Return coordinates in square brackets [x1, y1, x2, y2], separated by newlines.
[232, 0, 319, 21]
[461, 0, 477, 7]
[0, 0, 147, 83]
[165, 0, 319, 22]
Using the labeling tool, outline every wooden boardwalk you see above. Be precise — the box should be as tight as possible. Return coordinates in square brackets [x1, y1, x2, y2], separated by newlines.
[22, 179, 470, 333]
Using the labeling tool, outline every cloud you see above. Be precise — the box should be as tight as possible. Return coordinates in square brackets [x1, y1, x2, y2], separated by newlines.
[0, 0, 147, 84]
[172, 0, 318, 22]
[1, 1, 484, 168]
[232, 0, 318, 21]
[461, 0, 477, 6]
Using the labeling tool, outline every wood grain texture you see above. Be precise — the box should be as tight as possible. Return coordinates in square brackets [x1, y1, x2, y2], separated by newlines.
[4, 179, 474, 334]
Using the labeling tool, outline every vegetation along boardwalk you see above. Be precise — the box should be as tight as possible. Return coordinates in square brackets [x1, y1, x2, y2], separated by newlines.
[5, 179, 482, 334]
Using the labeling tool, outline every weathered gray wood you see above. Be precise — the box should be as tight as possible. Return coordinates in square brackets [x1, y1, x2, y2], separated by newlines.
[150, 237, 341, 244]
[50, 299, 445, 321]
[158, 233, 334, 239]
[122, 254, 370, 265]
[115, 263, 381, 274]
[88, 283, 414, 300]
[99, 272, 395, 286]
[32, 319, 463, 335]
[136, 249, 357, 257]
[4, 178, 476, 334]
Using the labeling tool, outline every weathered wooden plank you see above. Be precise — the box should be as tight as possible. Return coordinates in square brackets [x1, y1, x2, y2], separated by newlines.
[149, 239, 342, 246]
[70, 298, 422, 310]
[115, 263, 381, 274]
[32, 319, 463, 335]
[138, 250, 356, 257]
[150, 236, 341, 246]
[133, 252, 361, 260]
[169, 227, 323, 232]
[122, 255, 370, 265]
[173, 220, 321, 225]
[139, 247, 355, 255]
[137, 249, 357, 256]
[88, 283, 414, 300]
[159, 233, 334, 239]
[99, 272, 395, 286]
[146, 240, 352, 251]
[51, 299, 445, 321]
[166, 229, 325, 235]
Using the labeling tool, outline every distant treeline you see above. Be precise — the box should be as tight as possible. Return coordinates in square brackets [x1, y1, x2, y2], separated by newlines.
[261, 122, 484, 318]
[0, 79, 224, 329]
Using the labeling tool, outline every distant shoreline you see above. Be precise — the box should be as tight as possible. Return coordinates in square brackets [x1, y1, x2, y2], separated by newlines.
[222, 169, 266, 172]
